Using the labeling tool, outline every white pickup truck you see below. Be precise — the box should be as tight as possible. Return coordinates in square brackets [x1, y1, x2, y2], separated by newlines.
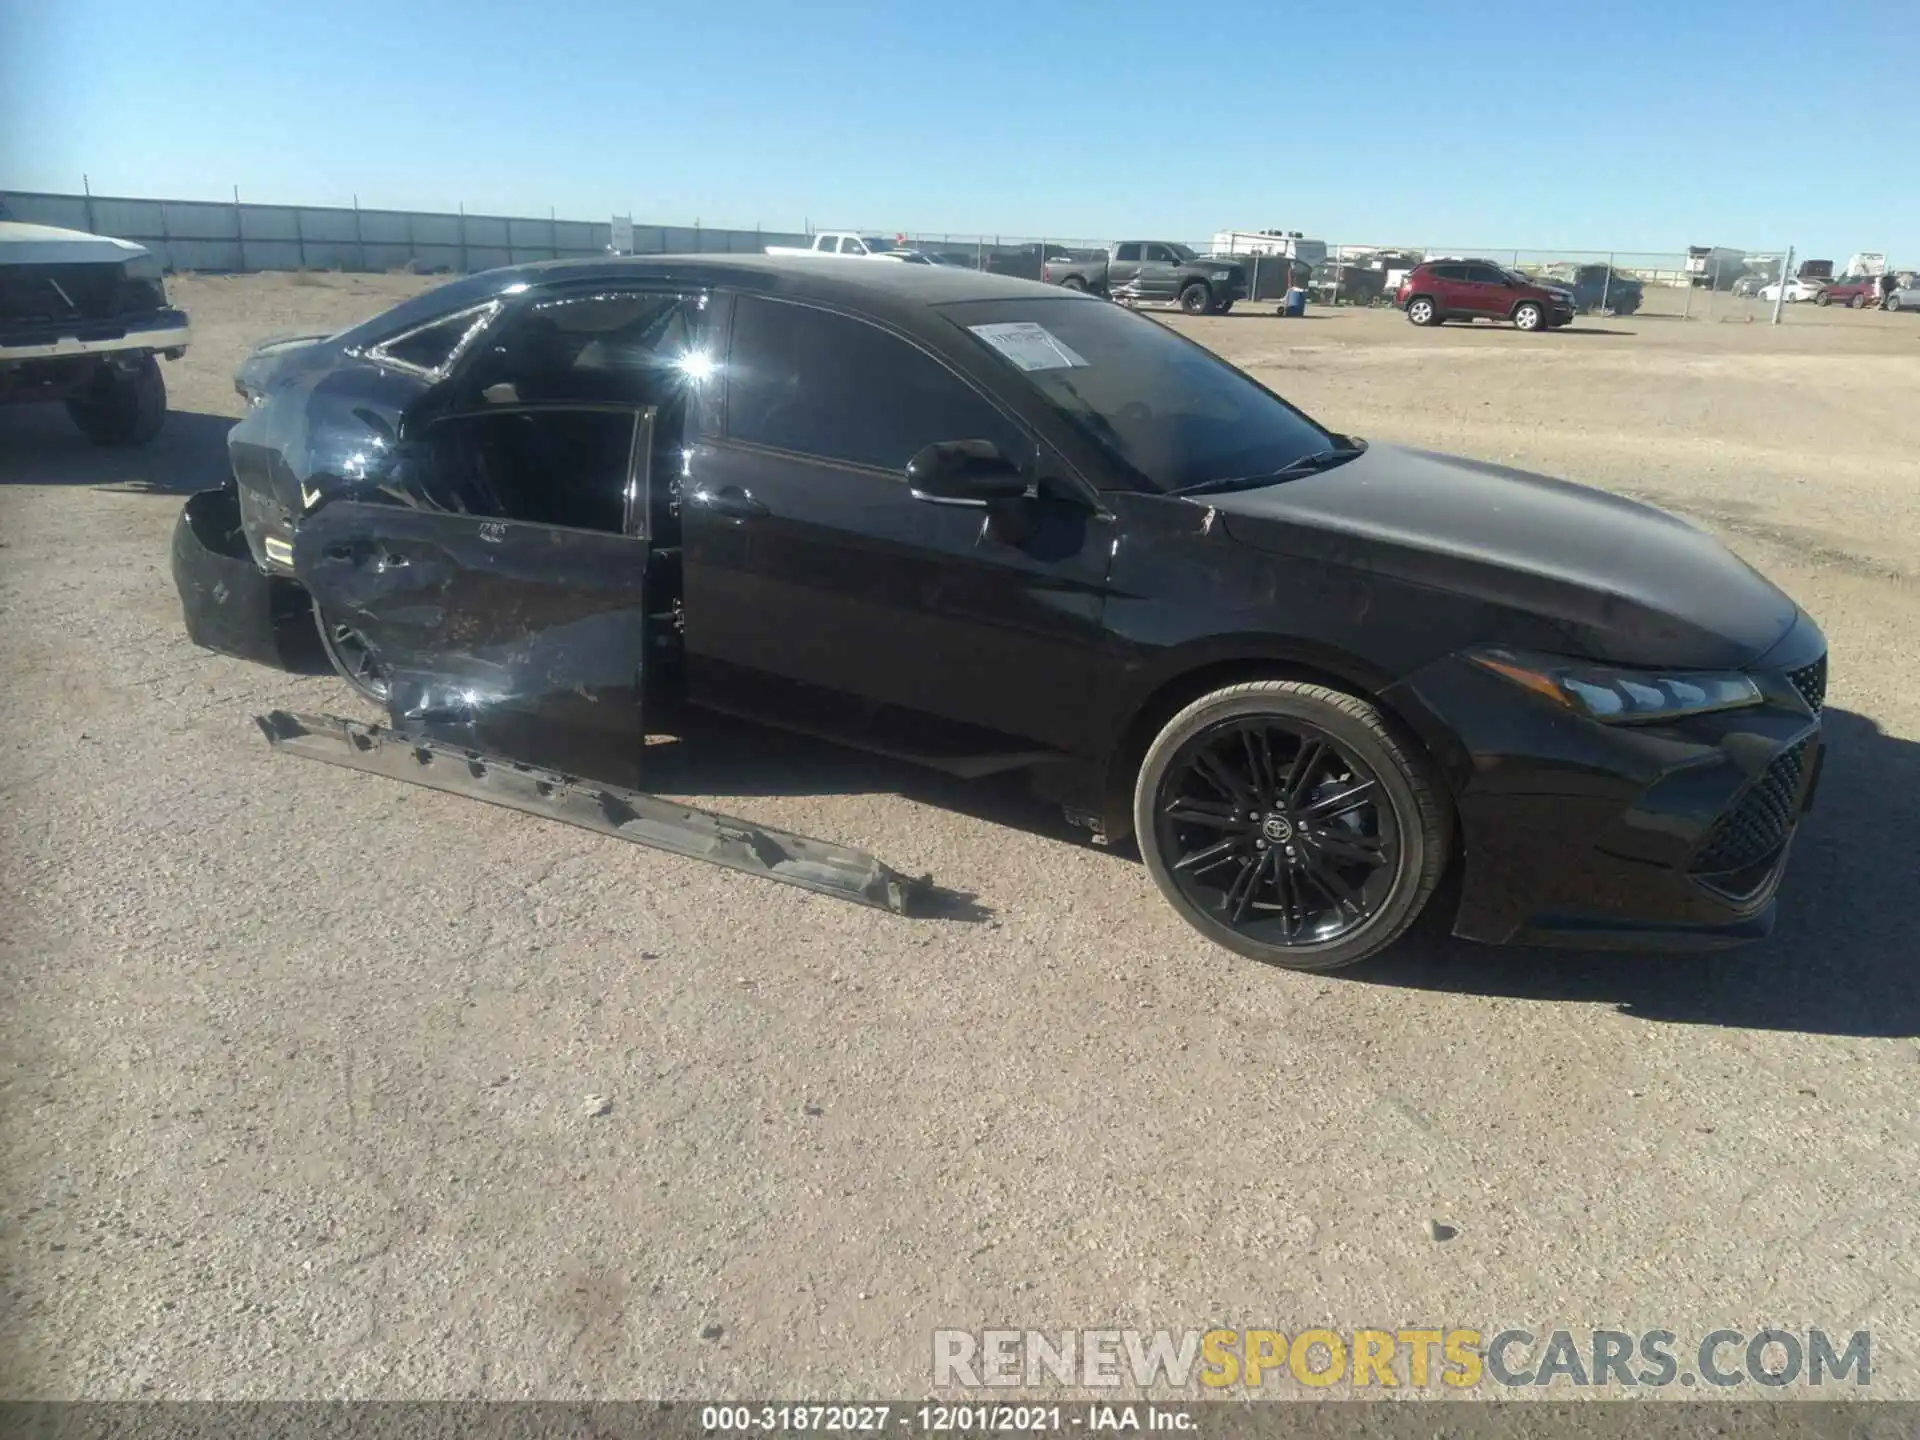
[764, 231, 898, 260]
[1, 218, 192, 445]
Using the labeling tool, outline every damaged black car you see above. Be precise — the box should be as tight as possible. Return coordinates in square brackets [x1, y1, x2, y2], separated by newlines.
[173, 255, 1827, 971]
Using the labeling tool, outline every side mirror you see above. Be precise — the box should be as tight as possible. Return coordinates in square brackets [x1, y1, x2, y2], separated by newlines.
[905, 440, 1029, 506]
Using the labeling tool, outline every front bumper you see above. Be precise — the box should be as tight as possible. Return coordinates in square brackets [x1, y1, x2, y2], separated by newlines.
[0, 308, 192, 364]
[1383, 612, 1829, 951]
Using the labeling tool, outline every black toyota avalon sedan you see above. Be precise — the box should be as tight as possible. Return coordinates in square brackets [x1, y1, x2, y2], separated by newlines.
[173, 255, 1826, 971]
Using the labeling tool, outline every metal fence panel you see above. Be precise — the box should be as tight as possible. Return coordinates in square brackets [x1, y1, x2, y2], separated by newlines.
[297, 207, 359, 243]
[357, 210, 414, 245]
[239, 206, 299, 242]
[408, 212, 463, 248]
[0, 191, 1801, 319]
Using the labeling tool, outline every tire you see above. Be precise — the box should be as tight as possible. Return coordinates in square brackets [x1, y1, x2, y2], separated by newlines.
[1815, 290, 1831, 306]
[1888, 295, 1902, 312]
[1511, 301, 1544, 331]
[1133, 679, 1451, 972]
[1404, 296, 1438, 326]
[1178, 281, 1212, 315]
[1849, 293, 1865, 309]
[314, 600, 392, 704]
[65, 355, 166, 446]
[1059, 275, 1087, 292]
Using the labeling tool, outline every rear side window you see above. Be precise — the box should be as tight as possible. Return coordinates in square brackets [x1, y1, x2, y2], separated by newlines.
[461, 290, 709, 405]
[723, 296, 1024, 472]
[1113, 244, 1142, 262]
[1430, 264, 1468, 281]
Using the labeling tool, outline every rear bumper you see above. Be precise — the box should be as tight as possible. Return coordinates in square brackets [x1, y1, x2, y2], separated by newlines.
[1382, 614, 1830, 952]
[171, 483, 316, 670]
[1, 309, 191, 363]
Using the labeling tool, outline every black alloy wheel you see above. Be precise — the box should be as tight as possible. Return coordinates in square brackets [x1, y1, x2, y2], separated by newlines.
[1179, 281, 1212, 314]
[1135, 680, 1449, 971]
[314, 601, 391, 704]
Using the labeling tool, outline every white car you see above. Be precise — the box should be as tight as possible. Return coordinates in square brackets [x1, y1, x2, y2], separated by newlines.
[1758, 277, 1826, 304]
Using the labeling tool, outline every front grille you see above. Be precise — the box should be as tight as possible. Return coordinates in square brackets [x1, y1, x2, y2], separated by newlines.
[1690, 737, 1812, 879]
[1788, 654, 1827, 715]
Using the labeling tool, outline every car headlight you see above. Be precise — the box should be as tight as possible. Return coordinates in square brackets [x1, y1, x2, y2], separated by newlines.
[1467, 648, 1763, 723]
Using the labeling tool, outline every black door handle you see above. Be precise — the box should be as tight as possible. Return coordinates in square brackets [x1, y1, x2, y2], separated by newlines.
[691, 485, 769, 519]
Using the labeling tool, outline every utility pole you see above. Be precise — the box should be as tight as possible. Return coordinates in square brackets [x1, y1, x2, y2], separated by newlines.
[1770, 246, 1794, 326]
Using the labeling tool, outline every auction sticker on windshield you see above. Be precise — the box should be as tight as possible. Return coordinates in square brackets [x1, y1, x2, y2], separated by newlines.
[968, 322, 1089, 372]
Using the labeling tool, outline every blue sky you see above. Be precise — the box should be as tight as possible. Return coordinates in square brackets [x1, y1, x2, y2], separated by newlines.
[2, 0, 1909, 259]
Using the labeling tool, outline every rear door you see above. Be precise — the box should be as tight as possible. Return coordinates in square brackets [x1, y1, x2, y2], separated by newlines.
[294, 505, 655, 778]
[1137, 243, 1184, 300]
[295, 285, 716, 781]
[1424, 263, 1468, 315]
[1107, 243, 1145, 293]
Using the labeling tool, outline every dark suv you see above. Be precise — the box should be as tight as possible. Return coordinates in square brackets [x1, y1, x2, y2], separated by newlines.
[1393, 259, 1575, 331]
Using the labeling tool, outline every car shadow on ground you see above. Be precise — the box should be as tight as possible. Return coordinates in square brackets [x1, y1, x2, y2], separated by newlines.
[640, 706, 1917, 1035]
[1352, 707, 1919, 1038]
[0, 404, 234, 492]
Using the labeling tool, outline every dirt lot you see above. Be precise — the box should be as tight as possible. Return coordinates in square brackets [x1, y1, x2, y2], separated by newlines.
[3, 274, 1918, 1400]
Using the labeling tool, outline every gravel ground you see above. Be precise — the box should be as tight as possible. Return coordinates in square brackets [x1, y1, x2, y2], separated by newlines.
[2, 274, 1917, 1401]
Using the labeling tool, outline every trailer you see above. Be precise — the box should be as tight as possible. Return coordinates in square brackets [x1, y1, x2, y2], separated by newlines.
[1210, 229, 1329, 268]
[1685, 246, 1747, 288]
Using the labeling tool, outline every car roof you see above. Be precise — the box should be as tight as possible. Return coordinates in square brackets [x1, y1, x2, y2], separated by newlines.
[336, 252, 1090, 349]
[510, 252, 1069, 312]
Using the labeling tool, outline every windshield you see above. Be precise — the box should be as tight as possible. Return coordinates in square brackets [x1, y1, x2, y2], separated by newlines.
[942, 297, 1336, 494]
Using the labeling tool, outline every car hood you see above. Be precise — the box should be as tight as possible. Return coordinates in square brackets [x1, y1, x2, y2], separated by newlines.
[1205, 444, 1800, 668]
[0, 220, 150, 266]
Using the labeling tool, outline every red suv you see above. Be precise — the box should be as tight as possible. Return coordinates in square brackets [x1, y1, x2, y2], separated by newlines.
[1393, 259, 1576, 331]
[1816, 275, 1882, 308]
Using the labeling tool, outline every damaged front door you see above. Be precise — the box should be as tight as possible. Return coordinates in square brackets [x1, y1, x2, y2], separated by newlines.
[294, 500, 654, 784]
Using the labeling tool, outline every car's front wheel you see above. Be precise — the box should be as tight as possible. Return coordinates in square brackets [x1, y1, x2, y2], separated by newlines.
[66, 355, 166, 446]
[1179, 281, 1212, 315]
[1405, 296, 1438, 326]
[314, 602, 391, 704]
[1512, 301, 1544, 331]
[1133, 680, 1451, 972]
[1888, 294, 1903, 312]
